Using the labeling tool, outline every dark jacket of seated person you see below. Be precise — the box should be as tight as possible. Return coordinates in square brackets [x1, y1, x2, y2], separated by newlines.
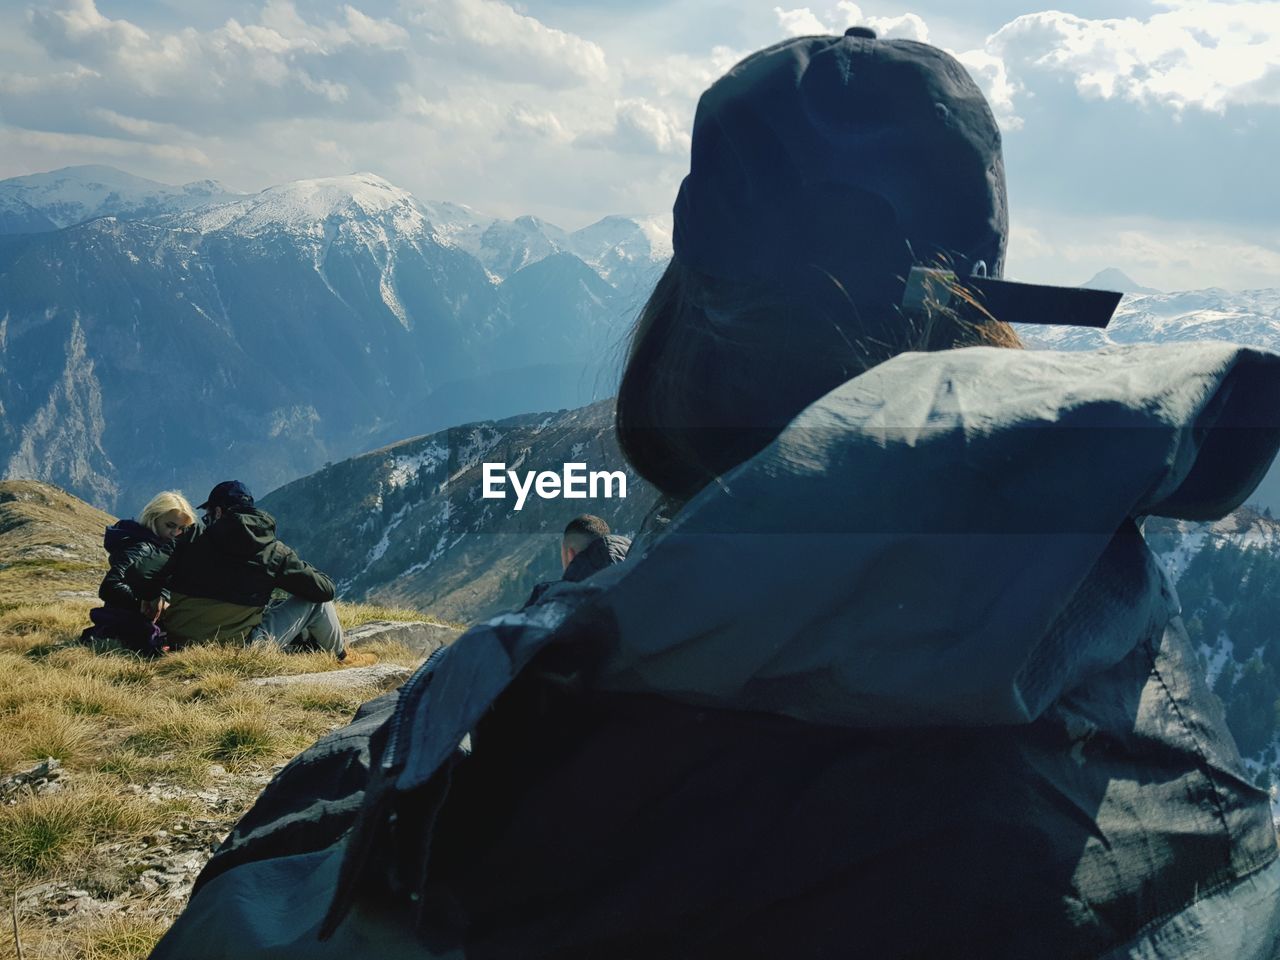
[100, 519, 172, 611]
[523, 516, 631, 609]
[134, 500, 334, 645]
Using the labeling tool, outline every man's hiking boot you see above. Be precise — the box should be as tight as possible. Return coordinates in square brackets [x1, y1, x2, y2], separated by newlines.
[337, 650, 379, 668]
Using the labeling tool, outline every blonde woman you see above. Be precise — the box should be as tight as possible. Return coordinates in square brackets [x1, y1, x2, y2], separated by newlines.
[82, 490, 196, 654]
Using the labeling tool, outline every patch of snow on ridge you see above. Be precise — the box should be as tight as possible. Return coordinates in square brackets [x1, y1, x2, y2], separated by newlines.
[452, 427, 504, 476]
[1202, 635, 1235, 687]
[388, 442, 448, 489]
[1157, 528, 1207, 583]
[380, 269, 410, 330]
[363, 502, 412, 571]
[421, 199, 494, 252]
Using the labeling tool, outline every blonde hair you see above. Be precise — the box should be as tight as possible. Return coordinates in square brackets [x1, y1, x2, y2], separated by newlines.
[140, 490, 197, 536]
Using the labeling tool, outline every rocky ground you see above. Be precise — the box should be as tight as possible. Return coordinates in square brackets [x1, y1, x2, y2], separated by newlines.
[6, 756, 274, 937]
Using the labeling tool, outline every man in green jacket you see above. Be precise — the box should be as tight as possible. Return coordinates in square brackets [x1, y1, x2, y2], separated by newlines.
[135, 481, 347, 658]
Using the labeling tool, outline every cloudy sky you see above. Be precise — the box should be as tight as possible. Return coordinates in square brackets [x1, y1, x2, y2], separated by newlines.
[1, 0, 1278, 290]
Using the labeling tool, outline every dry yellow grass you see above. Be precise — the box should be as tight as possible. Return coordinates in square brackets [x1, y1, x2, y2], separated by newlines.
[0, 705, 97, 770]
[0, 593, 437, 958]
[78, 914, 173, 960]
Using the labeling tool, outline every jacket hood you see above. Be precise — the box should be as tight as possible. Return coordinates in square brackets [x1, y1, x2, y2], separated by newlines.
[209, 507, 278, 558]
[104, 519, 163, 552]
[584, 342, 1280, 726]
[564, 535, 632, 584]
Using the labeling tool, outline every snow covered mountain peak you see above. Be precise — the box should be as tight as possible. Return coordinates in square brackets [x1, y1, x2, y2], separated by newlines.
[0, 164, 242, 232]
[173, 172, 428, 238]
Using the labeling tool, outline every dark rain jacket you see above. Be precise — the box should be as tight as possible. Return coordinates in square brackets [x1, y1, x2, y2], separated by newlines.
[133, 507, 335, 644]
[99, 519, 170, 610]
[151, 343, 1280, 960]
[523, 534, 632, 609]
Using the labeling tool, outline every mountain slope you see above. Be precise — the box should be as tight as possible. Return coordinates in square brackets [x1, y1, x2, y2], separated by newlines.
[0, 479, 111, 606]
[1147, 508, 1280, 790]
[260, 399, 653, 622]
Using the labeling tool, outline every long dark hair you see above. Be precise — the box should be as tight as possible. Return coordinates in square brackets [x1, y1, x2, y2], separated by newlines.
[615, 258, 1023, 500]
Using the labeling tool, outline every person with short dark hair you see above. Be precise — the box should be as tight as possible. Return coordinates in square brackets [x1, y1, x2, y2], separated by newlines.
[523, 514, 630, 609]
[134, 480, 347, 658]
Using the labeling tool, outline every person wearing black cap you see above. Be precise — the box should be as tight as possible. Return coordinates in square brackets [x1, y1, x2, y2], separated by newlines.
[150, 29, 1280, 960]
[135, 479, 347, 658]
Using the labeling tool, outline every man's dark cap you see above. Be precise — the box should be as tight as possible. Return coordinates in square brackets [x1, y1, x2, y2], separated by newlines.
[672, 27, 1118, 328]
[197, 480, 255, 511]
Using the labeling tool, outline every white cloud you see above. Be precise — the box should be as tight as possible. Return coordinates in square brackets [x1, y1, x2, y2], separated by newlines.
[1, 127, 211, 167]
[26, 0, 149, 62]
[504, 102, 570, 142]
[23, 0, 411, 109]
[89, 108, 185, 139]
[986, 4, 1280, 114]
[774, 4, 928, 42]
[406, 0, 607, 88]
[774, 6, 828, 37]
[340, 6, 411, 48]
[0, 64, 97, 95]
[954, 48, 1021, 128]
[623, 45, 744, 101]
[578, 98, 691, 156]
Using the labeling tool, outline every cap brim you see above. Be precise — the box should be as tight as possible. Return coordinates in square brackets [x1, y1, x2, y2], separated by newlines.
[965, 276, 1121, 329]
[196, 500, 211, 510]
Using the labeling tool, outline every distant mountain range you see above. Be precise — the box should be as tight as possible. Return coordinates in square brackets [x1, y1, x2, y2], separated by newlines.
[0, 166, 668, 512]
[0, 165, 238, 234]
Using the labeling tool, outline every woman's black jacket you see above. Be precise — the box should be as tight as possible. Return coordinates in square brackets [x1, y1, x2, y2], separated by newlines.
[98, 519, 170, 611]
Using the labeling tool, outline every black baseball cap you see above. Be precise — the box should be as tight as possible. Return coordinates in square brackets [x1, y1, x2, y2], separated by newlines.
[197, 480, 255, 510]
[672, 27, 1118, 328]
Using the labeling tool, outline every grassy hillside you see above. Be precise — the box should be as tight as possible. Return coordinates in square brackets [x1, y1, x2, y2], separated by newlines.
[0, 480, 114, 609]
[0, 482, 435, 959]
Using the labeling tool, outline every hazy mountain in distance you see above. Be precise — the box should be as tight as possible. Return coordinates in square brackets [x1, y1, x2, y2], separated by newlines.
[0, 165, 240, 234]
[1081, 267, 1161, 295]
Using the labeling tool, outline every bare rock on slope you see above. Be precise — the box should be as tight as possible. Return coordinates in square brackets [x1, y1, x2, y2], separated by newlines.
[345, 618, 460, 658]
[246, 662, 413, 691]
